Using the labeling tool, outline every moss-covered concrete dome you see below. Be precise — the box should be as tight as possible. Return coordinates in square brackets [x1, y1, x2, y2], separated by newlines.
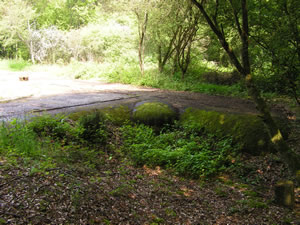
[132, 101, 178, 126]
[180, 108, 290, 155]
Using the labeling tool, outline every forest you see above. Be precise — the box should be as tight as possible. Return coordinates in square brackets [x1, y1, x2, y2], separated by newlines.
[0, 0, 299, 224]
[0, 0, 299, 101]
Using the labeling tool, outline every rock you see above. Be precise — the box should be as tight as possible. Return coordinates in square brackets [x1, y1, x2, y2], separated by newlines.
[132, 101, 178, 126]
[274, 180, 295, 208]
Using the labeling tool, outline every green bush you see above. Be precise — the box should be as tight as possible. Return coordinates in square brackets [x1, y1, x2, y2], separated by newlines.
[78, 111, 108, 146]
[121, 123, 238, 178]
[8, 59, 31, 71]
[28, 114, 75, 141]
[0, 119, 41, 157]
[201, 70, 241, 85]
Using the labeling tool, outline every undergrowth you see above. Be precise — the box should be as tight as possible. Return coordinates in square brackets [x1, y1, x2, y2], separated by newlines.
[8, 59, 31, 71]
[121, 123, 239, 178]
[0, 113, 239, 178]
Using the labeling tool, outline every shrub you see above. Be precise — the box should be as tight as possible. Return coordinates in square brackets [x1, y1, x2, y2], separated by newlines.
[201, 70, 241, 85]
[8, 59, 31, 71]
[28, 114, 75, 141]
[0, 119, 41, 157]
[78, 111, 108, 146]
[121, 123, 238, 178]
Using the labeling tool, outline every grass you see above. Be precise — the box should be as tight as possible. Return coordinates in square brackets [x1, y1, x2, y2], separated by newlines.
[0, 113, 238, 178]
[0, 59, 32, 71]
[51, 60, 247, 97]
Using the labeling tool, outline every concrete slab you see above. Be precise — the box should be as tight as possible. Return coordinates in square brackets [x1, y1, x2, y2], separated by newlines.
[0, 92, 136, 120]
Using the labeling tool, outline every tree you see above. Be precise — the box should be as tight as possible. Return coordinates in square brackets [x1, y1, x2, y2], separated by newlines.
[191, 0, 300, 172]
[171, 2, 200, 79]
[30, 26, 66, 63]
[248, 0, 300, 105]
[145, 0, 201, 77]
[30, 0, 97, 30]
[147, 0, 179, 73]
[134, 3, 149, 76]
[0, 0, 37, 60]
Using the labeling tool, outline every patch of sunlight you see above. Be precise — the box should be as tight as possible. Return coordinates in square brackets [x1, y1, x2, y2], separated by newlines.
[143, 165, 162, 176]
[180, 186, 194, 197]
[271, 130, 283, 143]
[219, 114, 225, 125]
[246, 74, 252, 81]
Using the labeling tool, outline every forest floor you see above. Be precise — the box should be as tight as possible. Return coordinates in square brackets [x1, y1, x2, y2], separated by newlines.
[0, 70, 299, 224]
[1, 145, 299, 224]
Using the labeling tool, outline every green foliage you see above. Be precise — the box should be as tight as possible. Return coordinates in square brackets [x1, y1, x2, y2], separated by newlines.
[8, 59, 31, 71]
[0, 119, 40, 157]
[201, 70, 241, 85]
[0, 0, 37, 47]
[180, 109, 271, 154]
[34, 0, 97, 30]
[0, 0, 298, 104]
[28, 114, 76, 141]
[100, 105, 131, 126]
[104, 64, 246, 97]
[0, 59, 31, 71]
[121, 123, 238, 178]
[181, 108, 291, 153]
[68, 106, 131, 127]
[0, 113, 109, 173]
[78, 111, 108, 146]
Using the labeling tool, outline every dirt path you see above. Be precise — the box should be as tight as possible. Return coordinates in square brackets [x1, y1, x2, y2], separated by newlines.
[0, 70, 286, 120]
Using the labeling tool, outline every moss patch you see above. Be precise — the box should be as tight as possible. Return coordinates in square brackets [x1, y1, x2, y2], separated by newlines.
[67, 105, 131, 125]
[132, 101, 177, 126]
[100, 105, 131, 125]
[67, 110, 92, 121]
[180, 108, 271, 154]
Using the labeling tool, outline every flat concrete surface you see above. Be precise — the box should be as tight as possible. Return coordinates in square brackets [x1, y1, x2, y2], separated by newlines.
[0, 70, 286, 121]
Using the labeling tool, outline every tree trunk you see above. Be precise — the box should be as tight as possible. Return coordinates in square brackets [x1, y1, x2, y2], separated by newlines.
[137, 11, 148, 76]
[157, 29, 178, 73]
[27, 20, 35, 64]
[191, 0, 300, 172]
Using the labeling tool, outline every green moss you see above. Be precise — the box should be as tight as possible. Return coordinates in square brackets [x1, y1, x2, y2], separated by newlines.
[132, 102, 177, 126]
[67, 106, 131, 125]
[99, 105, 131, 125]
[67, 110, 92, 121]
[180, 108, 270, 154]
[237, 199, 268, 209]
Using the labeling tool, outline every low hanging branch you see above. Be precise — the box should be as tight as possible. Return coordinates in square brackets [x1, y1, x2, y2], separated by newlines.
[190, 0, 300, 173]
